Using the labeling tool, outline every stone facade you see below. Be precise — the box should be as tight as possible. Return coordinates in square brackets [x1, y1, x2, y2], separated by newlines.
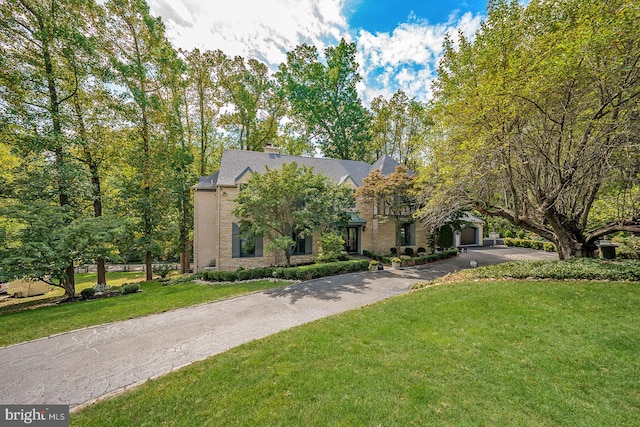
[193, 149, 432, 272]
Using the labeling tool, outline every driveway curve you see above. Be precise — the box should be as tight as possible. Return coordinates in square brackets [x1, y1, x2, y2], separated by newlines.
[0, 247, 556, 410]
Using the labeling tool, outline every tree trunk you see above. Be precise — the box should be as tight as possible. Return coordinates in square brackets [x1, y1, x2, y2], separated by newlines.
[96, 258, 106, 286]
[145, 250, 153, 281]
[63, 263, 76, 299]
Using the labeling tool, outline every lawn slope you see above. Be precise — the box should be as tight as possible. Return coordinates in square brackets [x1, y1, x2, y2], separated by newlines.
[72, 279, 640, 426]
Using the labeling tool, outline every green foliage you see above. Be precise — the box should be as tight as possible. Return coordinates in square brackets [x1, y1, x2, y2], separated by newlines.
[504, 238, 557, 252]
[369, 90, 433, 168]
[467, 258, 640, 282]
[423, 0, 640, 259]
[123, 283, 140, 294]
[276, 39, 370, 160]
[357, 165, 417, 254]
[233, 162, 354, 267]
[152, 264, 173, 279]
[364, 249, 458, 266]
[317, 232, 345, 263]
[201, 260, 369, 283]
[80, 288, 96, 299]
[0, 203, 127, 296]
[611, 234, 640, 260]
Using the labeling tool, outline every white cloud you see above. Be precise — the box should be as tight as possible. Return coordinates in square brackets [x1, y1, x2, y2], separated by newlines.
[147, 1, 483, 104]
[148, 0, 349, 66]
[356, 12, 482, 103]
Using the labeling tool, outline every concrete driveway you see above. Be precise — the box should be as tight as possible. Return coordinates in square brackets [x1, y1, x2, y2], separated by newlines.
[0, 247, 556, 410]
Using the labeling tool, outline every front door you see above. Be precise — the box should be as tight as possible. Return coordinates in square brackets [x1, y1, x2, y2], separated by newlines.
[344, 227, 359, 253]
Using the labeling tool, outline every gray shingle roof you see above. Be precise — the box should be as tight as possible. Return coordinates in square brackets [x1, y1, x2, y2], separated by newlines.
[195, 150, 404, 189]
[193, 171, 219, 189]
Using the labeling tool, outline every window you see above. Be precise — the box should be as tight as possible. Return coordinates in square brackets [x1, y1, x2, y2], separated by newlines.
[232, 223, 263, 258]
[399, 222, 416, 246]
[291, 231, 312, 255]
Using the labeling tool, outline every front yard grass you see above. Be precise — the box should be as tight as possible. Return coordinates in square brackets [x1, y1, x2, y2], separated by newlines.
[0, 277, 291, 347]
[72, 279, 640, 426]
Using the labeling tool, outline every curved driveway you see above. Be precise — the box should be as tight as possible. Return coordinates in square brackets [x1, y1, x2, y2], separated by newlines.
[0, 247, 556, 410]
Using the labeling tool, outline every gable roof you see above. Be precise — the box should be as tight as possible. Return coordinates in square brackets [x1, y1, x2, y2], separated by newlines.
[195, 149, 405, 189]
[370, 154, 402, 175]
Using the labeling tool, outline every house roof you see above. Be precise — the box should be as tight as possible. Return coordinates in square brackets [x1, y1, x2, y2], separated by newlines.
[196, 149, 404, 189]
[193, 171, 219, 190]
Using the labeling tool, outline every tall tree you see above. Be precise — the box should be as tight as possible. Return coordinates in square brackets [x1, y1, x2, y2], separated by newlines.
[369, 90, 433, 169]
[420, 0, 640, 259]
[277, 39, 371, 160]
[103, 0, 176, 279]
[182, 48, 225, 176]
[220, 56, 285, 151]
[0, 0, 98, 297]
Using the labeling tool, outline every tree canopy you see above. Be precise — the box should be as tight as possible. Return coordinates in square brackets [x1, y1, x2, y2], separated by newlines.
[418, 0, 640, 259]
[276, 39, 371, 161]
[232, 163, 353, 267]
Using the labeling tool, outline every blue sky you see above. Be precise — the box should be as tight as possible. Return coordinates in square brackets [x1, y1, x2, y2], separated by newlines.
[148, 0, 488, 102]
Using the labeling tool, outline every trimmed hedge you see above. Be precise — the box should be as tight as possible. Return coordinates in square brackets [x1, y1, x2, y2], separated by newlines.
[200, 259, 370, 283]
[364, 249, 458, 266]
[469, 258, 640, 281]
[504, 238, 557, 252]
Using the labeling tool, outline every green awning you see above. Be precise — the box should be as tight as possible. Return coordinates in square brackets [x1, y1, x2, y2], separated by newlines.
[346, 212, 367, 226]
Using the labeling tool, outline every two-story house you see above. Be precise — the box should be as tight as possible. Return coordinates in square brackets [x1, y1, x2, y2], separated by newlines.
[193, 146, 430, 272]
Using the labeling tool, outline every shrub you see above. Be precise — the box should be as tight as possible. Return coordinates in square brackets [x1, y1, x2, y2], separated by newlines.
[391, 257, 401, 264]
[417, 247, 426, 254]
[153, 263, 173, 279]
[200, 260, 370, 282]
[469, 258, 640, 281]
[390, 247, 397, 255]
[404, 247, 414, 256]
[80, 288, 96, 299]
[317, 232, 345, 263]
[123, 283, 140, 294]
[504, 238, 556, 252]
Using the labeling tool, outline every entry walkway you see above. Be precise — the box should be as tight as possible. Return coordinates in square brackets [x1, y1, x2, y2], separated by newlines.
[0, 247, 556, 410]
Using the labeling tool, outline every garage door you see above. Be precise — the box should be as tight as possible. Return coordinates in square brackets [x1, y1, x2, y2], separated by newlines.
[460, 227, 477, 245]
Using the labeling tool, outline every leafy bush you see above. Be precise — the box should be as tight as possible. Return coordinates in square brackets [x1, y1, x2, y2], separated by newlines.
[163, 274, 199, 286]
[390, 248, 397, 255]
[468, 258, 640, 281]
[123, 283, 140, 294]
[417, 247, 426, 254]
[404, 247, 414, 256]
[317, 232, 345, 263]
[504, 238, 557, 252]
[80, 288, 96, 299]
[612, 235, 640, 260]
[200, 260, 370, 282]
[153, 263, 173, 279]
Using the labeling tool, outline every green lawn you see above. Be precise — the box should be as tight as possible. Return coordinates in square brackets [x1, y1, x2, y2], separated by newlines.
[71, 280, 640, 426]
[0, 276, 291, 347]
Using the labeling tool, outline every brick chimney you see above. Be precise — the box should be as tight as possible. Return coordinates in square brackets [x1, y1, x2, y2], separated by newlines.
[263, 144, 280, 154]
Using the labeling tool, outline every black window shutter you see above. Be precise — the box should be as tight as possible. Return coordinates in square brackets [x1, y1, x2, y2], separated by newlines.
[255, 235, 263, 257]
[305, 234, 313, 254]
[232, 223, 240, 258]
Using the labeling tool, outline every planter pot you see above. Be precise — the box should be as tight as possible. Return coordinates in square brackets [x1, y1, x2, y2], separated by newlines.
[392, 262, 401, 269]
